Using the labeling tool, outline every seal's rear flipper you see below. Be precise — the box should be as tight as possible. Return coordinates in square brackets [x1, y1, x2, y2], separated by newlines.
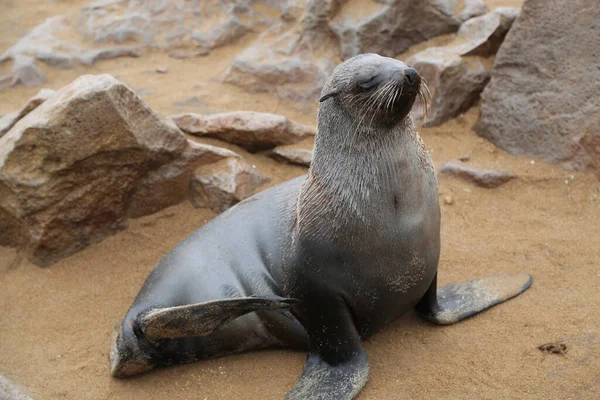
[415, 273, 532, 325]
[140, 296, 296, 341]
[285, 295, 369, 400]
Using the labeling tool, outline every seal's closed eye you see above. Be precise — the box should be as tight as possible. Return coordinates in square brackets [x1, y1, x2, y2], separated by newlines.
[358, 74, 379, 90]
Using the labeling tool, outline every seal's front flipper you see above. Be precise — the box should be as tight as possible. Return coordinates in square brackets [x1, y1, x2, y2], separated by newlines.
[140, 296, 296, 341]
[415, 273, 532, 325]
[285, 296, 369, 400]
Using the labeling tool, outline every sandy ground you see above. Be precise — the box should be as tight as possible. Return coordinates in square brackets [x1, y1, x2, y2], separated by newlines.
[1, 0, 600, 399]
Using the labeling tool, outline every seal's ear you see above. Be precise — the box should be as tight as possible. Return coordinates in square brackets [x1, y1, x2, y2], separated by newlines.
[139, 296, 297, 341]
[319, 91, 339, 102]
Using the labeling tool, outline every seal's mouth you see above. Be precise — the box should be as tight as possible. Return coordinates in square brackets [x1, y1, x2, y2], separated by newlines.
[351, 66, 431, 125]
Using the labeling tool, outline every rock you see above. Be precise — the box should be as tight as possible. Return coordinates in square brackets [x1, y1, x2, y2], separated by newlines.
[0, 374, 34, 400]
[190, 158, 270, 214]
[475, 0, 600, 174]
[330, 0, 489, 59]
[443, 195, 454, 205]
[191, 17, 250, 53]
[408, 7, 520, 126]
[439, 161, 516, 188]
[0, 74, 187, 266]
[453, 7, 521, 57]
[78, 46, 143, 66]
[269, 141, 313, 167]
[0, 89, 55, 137]
[155, 67, 168, 74]
[128, 141, 238, 218]
[171, 112, 315, 152]
[37, 52, 73, 70]
[409, 50, 490, 126]
[11, 55, 45, 87]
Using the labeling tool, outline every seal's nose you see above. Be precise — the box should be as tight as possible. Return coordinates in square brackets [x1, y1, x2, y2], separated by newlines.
[404, 68, 418, 85]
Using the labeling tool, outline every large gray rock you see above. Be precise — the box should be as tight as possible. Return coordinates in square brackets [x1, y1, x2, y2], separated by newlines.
[408, 7, 520, 126]
[171, 111, 315, 152]
[475, 0, 600, 173]
[0, 89, 55, 137]
[0, 74, 187, 266]
[190, 158, 270, 214]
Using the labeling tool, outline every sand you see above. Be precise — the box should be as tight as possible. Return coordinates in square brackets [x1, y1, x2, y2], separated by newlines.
[1, 0, 599, 399]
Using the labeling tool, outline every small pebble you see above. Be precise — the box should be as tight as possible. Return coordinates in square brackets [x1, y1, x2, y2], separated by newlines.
[569, 175, 575, 181]
[459, 156, 470, 162]
[530, 160, 535, 165]
[591, 195, 598, 201]
[444, 195, 454, 205]
[155, 67, 168, 74]
[564, 180, 569, 185]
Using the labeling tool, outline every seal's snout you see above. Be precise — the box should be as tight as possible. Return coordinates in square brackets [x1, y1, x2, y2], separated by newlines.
[403, 68, 419, 86]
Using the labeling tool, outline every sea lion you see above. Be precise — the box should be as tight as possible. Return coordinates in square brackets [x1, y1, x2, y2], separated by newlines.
[109, 53, 532, 399]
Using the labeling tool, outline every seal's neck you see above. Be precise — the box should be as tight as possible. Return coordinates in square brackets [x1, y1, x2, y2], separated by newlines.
[297, 106, 427, 231]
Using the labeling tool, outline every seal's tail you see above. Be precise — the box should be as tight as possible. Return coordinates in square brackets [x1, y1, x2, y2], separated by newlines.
[415, 273, 532, 325]
[140, 296, 297, 340]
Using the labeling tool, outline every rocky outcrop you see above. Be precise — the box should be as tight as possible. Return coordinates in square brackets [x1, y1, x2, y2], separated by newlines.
[408, 8, 520, 126]
[0, 0, 285, 84]
[171, 112, 315, 152]
[225, 0, 488, 106]
[0, 89, 55, 137]
[475, 0, 600, 174]
[269, 140, 313, 167]
[190, 158, 269, 214]
[439, 161, 516, 188]
[0, 74, 210, 266]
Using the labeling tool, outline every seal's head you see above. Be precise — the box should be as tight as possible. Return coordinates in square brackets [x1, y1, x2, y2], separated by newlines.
[319, 53, 429, 127]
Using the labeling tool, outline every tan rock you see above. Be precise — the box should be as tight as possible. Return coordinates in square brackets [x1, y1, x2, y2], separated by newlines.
[128, 141, 238, 218]
[171, 112, 315, 152]
[269, 140, 314, 167]
[0, 74, 186, 266]
[190, 158, 270, 214]
[439, 161, 516, 188]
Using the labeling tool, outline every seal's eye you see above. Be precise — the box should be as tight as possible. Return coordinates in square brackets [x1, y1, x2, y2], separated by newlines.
[357, 75, 379, 90]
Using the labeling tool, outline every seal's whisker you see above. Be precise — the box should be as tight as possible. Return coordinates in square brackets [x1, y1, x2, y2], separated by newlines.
[417, 81, 431, 128]
[383, 83, 397, 113]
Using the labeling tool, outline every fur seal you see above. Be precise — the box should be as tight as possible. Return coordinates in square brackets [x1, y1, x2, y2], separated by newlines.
[109, 53, 532, 399]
